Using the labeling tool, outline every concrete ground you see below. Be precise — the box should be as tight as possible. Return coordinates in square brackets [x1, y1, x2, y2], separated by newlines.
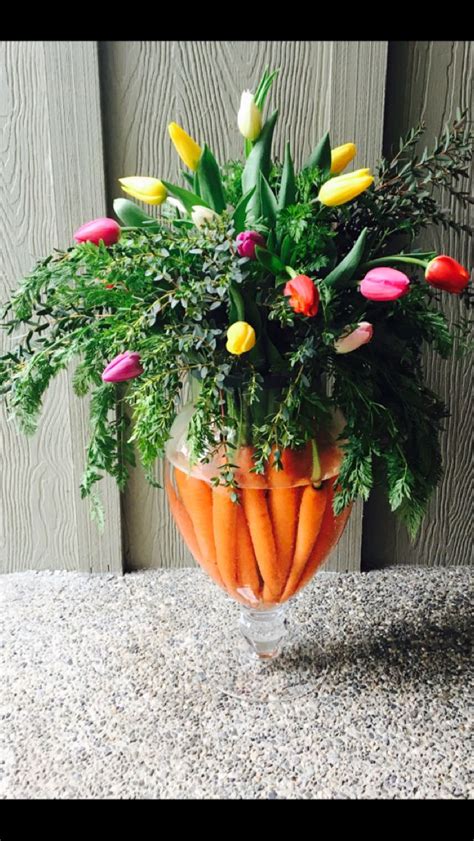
[1, 566, 472, 799]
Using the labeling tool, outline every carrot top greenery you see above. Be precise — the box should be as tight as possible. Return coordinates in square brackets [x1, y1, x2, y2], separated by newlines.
[0, 68, 472, 536]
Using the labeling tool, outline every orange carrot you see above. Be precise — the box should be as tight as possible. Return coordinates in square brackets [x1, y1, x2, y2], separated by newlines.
[281, 483, 328, 601]
[166, 468, 223, 588]
[165, 466, 203, 565]
[174, 468, 220, 584]
[234, 445, 268, 489]
[212, 485, 239, 596]
[266, 442, 313, 488]
[242, 487, 282, 603]
[318, 442, 344, 481]
[235, 499, 262, 604]
[268, 486, 303, 593]
[293, 484, 352, 597]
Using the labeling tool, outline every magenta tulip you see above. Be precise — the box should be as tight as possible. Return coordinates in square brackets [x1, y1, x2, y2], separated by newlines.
[360, 267, 410, 301]
[102, 352, 143, 383]
[335, 321, 373, 354]
[74, 217, 121, 247]
[236, 230, 266, 259]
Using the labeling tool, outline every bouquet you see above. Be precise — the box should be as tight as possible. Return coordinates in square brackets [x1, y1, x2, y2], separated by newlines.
[1, 67, 472, 551]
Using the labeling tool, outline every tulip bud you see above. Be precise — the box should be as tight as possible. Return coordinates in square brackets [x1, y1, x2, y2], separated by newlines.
[334, 322, 373, 354]
[360, 267, 410, 301]
[119, 177, 167, 206]
[330, 142, 357, 175]
[284, 275, 319, 317]
[425, 255, 470, 294]
[318, 169, 374, 207]
[236, 230, 266, 259]
[237, 91, 262, 142]
[102, 352, 144, 383]
[74, 217, 121, 247]
[226, 321, 257, 355]
[191, 205, 219, 228]
[168, 122, 202, 171]
[167, 196, 186, 215]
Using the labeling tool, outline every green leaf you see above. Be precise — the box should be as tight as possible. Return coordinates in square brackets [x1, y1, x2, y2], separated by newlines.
[280, 234, 296, 265]
[254, 245, 285, 275]
[254, 68, 280, 111]
[182, 171, 194, 189]
[264, 333, 286, 372]
[241, 289, 262, 336]
[242, 110, 279, 223]
[113, 198, 159, 229]
[193, 171, 201, 196]
[323, 228, 368, 288]
[304, 130, 331, 174]
[232, 187, 256, 234]
[160, 181, 211, 215]
[228, 283, 245, 323]
[278, 142, 296, 210]
[196, 145, 226, 213]
[258, 172, 278, 228]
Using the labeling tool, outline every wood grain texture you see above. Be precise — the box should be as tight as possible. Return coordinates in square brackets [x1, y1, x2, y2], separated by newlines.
[0, 42, 122, 573]
[362, 41, 473, 569]
[99, 41, 388, 573]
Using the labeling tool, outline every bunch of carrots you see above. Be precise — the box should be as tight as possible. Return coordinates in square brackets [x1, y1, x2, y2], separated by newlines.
[165, 442, 352, 606]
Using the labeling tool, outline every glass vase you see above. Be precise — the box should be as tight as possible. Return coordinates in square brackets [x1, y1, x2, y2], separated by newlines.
[165, 396, 352, 675]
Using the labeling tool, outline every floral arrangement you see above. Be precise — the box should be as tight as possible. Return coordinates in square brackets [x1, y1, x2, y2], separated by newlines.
[0, 68, 472, 537]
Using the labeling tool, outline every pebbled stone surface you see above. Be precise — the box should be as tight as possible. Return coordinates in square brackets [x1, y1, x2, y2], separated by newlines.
[1, 567, 472, 799]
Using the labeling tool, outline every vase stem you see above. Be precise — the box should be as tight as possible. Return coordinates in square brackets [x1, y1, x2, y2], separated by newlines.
[239, 603, 289, 660]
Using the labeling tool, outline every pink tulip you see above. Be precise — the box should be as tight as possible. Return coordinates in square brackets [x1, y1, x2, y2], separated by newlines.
[335, 321, 373, 354]
[74, 217, 121, 247]
[236, 230, 266, 259]
[102, 352, 143, 383]
[360, 267, 410, 301]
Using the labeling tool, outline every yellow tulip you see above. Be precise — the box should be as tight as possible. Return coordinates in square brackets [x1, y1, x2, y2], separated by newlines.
[318, 169, 374, 207]
[168, 122, 202, 171]
[330, 142, 357, 175]
[226, 321, 256, 355]
[330, 167, 371, 181]
[119, 177, 167, 206]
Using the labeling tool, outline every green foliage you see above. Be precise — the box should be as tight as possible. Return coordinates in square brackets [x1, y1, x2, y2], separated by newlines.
[196, 145, 227, 213]
[337, 111, 473, 255]
[0, 82, 471, 540]
[304, 130, 331, 175]
[221, 160, 244, 207]
[278, 143, 296, 210]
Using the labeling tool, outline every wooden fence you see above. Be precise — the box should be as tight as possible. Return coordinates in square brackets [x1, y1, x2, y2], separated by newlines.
[0, 41, 471, 573]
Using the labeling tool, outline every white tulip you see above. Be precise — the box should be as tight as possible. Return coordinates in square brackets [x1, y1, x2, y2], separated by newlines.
[167, 196, 186, 215]
[191, 205, 219, 228]
[237, 91, 262, 142]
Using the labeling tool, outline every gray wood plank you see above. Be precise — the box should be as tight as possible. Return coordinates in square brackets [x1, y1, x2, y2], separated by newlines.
[99, 40, 388, 573]
[0, 41, 123, 573]
[362, 41, 473, 569]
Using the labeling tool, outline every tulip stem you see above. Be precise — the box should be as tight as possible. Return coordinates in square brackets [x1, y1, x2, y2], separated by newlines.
[361, 255, 429, 271]
[311, 438, 322, 486]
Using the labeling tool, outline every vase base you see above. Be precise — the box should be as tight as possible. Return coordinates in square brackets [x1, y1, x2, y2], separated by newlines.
[239, 604, 289, 661]
[201, 602, 330, 704]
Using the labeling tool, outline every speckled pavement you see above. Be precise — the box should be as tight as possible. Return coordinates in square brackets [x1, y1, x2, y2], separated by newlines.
[1, 567, 472, 799]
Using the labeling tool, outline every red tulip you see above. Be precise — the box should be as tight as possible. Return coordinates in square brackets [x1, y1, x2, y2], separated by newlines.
[425, 255, 470, 294]
[360, 267, 410, 301]
[102, 352, 143, 383]
[236, 230, 266, 259]
[74, 217, 121, 247]
[284, 275, 319, 317]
